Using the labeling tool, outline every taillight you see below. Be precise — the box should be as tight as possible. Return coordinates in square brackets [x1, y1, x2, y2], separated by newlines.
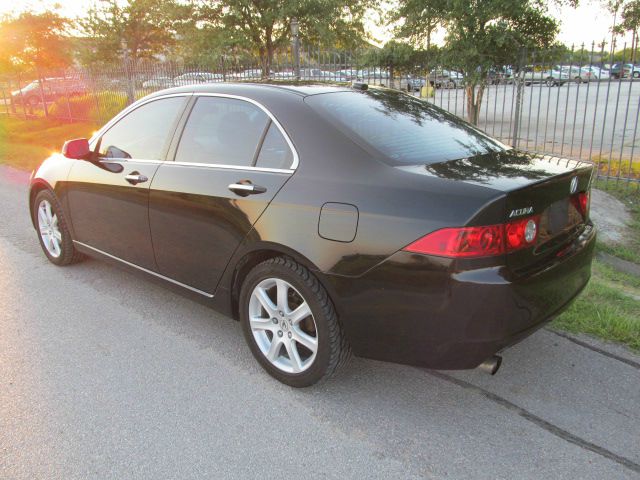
[505, 216, 540, 251]
[571, 191, 589, 218]
[403, 215, 540, 258]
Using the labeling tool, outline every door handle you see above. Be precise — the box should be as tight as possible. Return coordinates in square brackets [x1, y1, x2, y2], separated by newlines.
[228, 183, 267, 196]
[124, 172, 148, 185]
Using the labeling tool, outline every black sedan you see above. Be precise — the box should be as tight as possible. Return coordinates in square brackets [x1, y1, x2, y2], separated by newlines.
[28, 83, 596, 387]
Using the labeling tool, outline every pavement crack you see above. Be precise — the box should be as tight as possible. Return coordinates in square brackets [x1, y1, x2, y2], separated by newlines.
[545, 329, 640, 370]
[422, 369, 640, 475]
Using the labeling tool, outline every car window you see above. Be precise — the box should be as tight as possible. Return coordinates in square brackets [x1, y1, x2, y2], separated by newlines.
[175, 96, 269, 167]
[255, 123, 293, 169]
[306, 89, 508, 166]
[98, 97, 185, 160]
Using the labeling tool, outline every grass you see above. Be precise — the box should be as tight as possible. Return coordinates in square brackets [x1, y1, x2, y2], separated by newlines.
[0, 115, 97, 171]
[592, 155, 640, 180]
[552, 180, 640, 352]
[553, 266, 640, 352]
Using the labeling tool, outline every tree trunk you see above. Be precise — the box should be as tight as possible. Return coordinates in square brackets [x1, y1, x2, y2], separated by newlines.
[465, 83, 485, 125]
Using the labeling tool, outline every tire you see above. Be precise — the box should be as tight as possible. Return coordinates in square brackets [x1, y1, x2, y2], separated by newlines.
[634, 71, 640, 78]
[239, 256, 351, 387]
[33, 189, 84, 266]
[546, 78, 556, 87]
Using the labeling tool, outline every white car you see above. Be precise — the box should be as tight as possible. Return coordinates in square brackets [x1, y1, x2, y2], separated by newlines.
[581, 66, 610, 80]
[142, 76, 174, 89]
[173, 72, 223, 86]
[559, 66, 588, 83]
[521, 67, 569, 86]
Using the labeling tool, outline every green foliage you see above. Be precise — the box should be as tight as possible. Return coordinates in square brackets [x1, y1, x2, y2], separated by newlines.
[48, 94, 128, 124]
[199, 0, 371, 76]
[388, 1, 446, 48]
[78, 0, 195, 65]
[0, 11, 71, 73]
[390, 0, 562, 124]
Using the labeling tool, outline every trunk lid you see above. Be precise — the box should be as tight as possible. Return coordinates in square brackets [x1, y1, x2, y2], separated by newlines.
[405, 150, 594, 272]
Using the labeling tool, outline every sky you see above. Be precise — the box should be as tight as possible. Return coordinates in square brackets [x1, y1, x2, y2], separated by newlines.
[0, 0, 635, 48]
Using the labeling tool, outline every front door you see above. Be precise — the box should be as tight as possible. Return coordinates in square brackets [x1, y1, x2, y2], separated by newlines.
[66, 96, 188, 269]
[149, 95, 296, 294]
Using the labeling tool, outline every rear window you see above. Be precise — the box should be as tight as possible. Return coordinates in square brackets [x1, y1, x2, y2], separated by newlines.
[305, 89, 508, 166]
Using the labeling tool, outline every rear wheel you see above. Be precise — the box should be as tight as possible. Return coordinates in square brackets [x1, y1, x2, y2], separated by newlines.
[546, 78, 556, 87]
[33, 189, 84, 266]
[239, 257, 350, 387]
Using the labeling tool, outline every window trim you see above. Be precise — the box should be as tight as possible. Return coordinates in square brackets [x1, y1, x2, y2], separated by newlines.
[170, 93, 298, 173]
[90, 91, 299, 173]
[90, 93, 193, 160]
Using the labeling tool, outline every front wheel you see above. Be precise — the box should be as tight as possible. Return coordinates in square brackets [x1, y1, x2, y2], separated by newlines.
[240, 257, 350, 387]
[33, 189, 84, 266]
[546, 78, 556, 87]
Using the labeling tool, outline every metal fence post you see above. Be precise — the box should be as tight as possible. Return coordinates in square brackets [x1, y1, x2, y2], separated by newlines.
[291, 18, 300, 80]
[511, 48, 526, 148]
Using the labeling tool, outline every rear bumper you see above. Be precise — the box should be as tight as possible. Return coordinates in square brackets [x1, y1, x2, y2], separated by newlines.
[326, 224, 596, 369]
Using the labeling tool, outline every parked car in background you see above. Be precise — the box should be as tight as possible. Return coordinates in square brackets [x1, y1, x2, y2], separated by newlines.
[335, 69, 359, 81]
[405, 75, 426, 92]
[11, 77, 88, 107]
[430, 69, 464, 88]
[142, 76, 175, 89]
[173, 72, 223, 86]
[270, 70, 293, 79]
[487, 67, 512, 85]
[558, 65, 589, 83]
[236, 69, 269, 80]
[580, 66, 609, 81]
[357, 68, 390, 80]
[29, 83, 596, 387]
[610, 63, 634, 79]
[521, 66, 569, 86]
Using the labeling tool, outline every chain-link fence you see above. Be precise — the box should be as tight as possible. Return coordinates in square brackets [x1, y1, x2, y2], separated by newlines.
[1, 41, 639, 187]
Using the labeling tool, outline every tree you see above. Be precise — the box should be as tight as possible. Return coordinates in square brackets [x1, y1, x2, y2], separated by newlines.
[387, 1, 447, 89]
[614, 0, 640, 63]
[200, 0, 370, 78]
[361, 41, 416, 88]
[0, 11, 71, 73]
[78, 0, 194, 65]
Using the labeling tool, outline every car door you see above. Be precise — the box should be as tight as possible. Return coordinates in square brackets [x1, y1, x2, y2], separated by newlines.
[66, 95, 189, 270]
[148, 94, 296, 294]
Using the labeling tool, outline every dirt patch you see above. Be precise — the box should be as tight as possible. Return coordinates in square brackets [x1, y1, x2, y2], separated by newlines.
[590, 189, 631, 244]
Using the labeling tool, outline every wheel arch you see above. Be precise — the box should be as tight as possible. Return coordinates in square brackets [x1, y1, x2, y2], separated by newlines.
[28, 179, 54, 229]
[226, 242, 341, 323]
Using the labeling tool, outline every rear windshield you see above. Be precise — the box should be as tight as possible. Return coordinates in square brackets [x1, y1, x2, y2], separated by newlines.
[305, 89, 508, 166]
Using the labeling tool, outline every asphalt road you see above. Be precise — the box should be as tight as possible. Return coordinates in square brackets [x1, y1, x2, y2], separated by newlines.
[1, 165, 639, 479]
[415, 79, 640, 165]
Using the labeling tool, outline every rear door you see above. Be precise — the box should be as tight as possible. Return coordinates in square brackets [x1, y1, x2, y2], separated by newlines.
[148, 94, 296, 294]
[66, 95, 189, 269]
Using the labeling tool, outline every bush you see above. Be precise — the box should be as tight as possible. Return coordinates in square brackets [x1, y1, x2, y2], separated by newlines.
[49, 93, 128, 123]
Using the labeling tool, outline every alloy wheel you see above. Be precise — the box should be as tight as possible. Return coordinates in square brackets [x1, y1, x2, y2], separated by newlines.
[248, 277, 318, 373]
[37, 199, 62, 258]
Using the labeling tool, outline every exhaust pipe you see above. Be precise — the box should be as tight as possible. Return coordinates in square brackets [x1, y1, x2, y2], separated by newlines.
[477, 355, 502, 375]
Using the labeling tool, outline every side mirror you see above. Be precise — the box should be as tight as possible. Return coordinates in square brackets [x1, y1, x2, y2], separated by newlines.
[62, 138, 90, 159]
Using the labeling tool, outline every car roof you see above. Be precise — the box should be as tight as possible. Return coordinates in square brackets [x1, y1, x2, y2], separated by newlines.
[150, 82, 353, 98]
